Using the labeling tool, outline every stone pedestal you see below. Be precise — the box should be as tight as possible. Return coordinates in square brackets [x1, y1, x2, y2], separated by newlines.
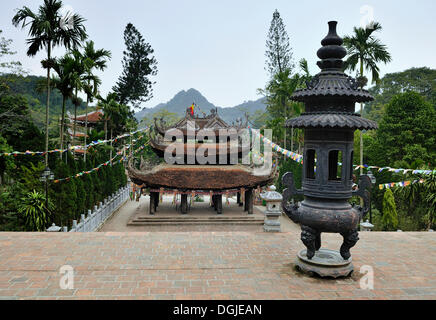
[295, 249, 354, 278]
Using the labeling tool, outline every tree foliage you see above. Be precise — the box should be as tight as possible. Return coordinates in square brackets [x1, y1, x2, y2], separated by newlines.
[265, 10, 293, 77]
[381, 188, 398, 231]
[113, 23, 157, 109]
[18, 190, 54, 231]
[367, 92, 436, 168]
[343, 22, 392, 86]
[365, 67, 436, 122]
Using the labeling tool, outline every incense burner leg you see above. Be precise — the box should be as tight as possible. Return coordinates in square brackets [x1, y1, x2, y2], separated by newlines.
[181, 194, 188, 215]
[340, 229, 359, 260]
[301, 225, 318, 260]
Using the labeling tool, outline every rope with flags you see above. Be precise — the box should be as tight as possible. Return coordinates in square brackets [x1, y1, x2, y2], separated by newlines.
[0, 127, 149, 157]
[248, 127, 434, 176]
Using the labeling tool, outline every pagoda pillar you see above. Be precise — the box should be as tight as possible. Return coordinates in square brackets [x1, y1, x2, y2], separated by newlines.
[244, 189, 254, 214]
[154, 192, 159, 212]
[181, 194, 188, 214]
[216, 194, 223, 214]
[237, 192, 243, 207]
[149, 193, 155, 215]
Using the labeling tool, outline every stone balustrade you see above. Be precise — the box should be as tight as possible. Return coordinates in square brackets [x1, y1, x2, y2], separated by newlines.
[46, 185, 130, 233]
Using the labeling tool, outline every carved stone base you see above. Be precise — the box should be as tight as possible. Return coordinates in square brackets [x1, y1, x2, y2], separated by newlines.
[295, 249, 354, 278]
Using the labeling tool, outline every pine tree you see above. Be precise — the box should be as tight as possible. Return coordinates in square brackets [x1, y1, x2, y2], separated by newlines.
[265, 10, 294, 77]
[382, 188, 398, 231]
[112, 23, 158, 109]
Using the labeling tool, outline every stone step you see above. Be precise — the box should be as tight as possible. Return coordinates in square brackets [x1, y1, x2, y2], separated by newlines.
[127, 220, 264, 226]
[134, 216, 261, 220]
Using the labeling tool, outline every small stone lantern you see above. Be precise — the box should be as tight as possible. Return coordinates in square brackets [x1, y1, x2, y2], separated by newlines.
[46, 223, 61, 232]
[360, 220, 374, 231]
[261, 185, 283, 232]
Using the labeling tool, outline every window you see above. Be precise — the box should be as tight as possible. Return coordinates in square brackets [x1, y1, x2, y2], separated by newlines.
[328, 150, 343, 181]
[306, 149, 316, 179]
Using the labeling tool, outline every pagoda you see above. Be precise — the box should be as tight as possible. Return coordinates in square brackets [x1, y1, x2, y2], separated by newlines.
[128, 107, 277, 215]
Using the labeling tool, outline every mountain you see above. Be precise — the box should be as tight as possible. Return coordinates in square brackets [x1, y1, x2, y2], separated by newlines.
[135, 88, 266, 125]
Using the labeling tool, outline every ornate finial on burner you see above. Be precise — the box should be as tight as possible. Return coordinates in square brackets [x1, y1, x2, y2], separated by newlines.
[316, 21, 347, 71]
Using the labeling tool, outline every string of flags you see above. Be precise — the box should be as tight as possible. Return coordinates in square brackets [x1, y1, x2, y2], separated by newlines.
[249, 127, 434, 176]
[248, 127, 304, 164]
[354, 165, 434, 176]
[52, 133, 147, 184]
[378, 179, 425, 190]
[0, 127, 149, 157]
[53, 154, 126, 183]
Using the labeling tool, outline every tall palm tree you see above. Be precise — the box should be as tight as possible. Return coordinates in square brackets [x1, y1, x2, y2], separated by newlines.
[52, 54, 75, 159]
[81, 41, 111, 162]
[69, 49, 86, 153]
[343, 22, 392, 176]
[12, 0, 87, 166]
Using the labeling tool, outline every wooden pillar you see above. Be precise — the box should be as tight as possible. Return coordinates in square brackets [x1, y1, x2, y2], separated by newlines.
[212, 195, 217, 211]
[237, 192, 243, 207]
[149, 193, 155, 215]
[154, 192, 159, 212]
[244, 189, 253, 214]
[216, 194, 222, 214]
[181, 194, 188, 214]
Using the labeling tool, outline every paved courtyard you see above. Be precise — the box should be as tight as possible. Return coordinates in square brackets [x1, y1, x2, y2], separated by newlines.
[0, 230, 435, 300]
[99, 194, 300, 233]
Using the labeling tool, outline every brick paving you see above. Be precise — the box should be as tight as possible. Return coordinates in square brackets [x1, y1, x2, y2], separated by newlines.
[0, 231, 435, 300]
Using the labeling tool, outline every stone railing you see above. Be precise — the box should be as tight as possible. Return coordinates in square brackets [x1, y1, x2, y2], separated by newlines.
[47, 185, 130, 233]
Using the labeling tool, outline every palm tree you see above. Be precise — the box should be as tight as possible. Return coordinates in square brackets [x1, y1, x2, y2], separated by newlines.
[12, 0, 87, 166]
[81, 41, 111, 162]
[18, 190, 54, 231]
[343, 22, 392, 176]
[69, 49, 86, 152]
[99, 93, 130, 161]
[52, 54, 75, 159]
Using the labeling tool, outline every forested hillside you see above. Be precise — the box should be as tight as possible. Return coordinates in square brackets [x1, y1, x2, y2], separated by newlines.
[1, 74, 88, 129]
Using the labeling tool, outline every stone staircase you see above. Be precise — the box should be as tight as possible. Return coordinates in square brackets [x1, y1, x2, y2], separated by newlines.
[127, 214, 264, 226]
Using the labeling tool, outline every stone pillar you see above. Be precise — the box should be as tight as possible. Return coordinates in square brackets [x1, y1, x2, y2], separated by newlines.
[261, 186, 282, 232]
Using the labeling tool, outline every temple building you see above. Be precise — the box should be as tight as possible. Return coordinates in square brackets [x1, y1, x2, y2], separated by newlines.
[128, 107, 277, 215]
[67, 110, 106, 140]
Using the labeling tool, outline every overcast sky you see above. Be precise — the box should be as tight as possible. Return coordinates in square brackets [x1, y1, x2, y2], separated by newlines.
[1, 0, 436, 109]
